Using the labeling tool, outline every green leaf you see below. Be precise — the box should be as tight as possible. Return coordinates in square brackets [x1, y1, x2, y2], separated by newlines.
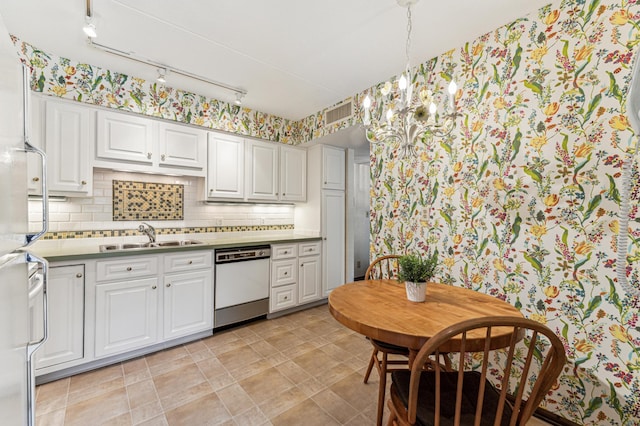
[584, 194, 602, 220]
[585, 93, 601, 121]
[440, 210, 452, 225]
[129, 92, 142, 107]
[478, 160, 488, 179]
[608, 382, 623, 420]
[524, 252, 542, 272]
[36, 73, 45, 92]
[575, 352, 592, 367]
[523, 167, 542, 183]
[607, 174, 622, 204]
[585, 0, 602, 23]
[478, 81, 490, 101]
[511, 214, 522, 244]
[510, 129, 521, 162]
[607, 277, 624, 313]
[511, 46, 522, 78]
[583, 295, 602, 319]
[524, 80, 543, 95]
[608, 72, 624, 104]
[478, 238, 488, 256]
[561, 322, 569, 339]
[440, 141, 452, 154]
[492, 64, 500, 83]
[584, 396, 603, 419]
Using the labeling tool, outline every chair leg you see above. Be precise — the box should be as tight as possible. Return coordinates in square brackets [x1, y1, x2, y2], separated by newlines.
[364, 348, 378, 384]
[375, 352, 388, 426]
[386, 399, 397, 426]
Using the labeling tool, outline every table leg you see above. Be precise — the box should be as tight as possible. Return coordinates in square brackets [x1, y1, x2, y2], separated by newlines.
[408, 349, 417, 369]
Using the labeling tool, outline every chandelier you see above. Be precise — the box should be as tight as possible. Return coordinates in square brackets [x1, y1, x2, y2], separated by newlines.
[362, 0, 458, 157]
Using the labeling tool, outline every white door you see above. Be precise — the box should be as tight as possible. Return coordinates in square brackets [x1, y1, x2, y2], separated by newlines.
[322, 190, 345, 296]
[35, 264, 84, 369]
[96, 110, 154, 164]
[246, 140, 278, 200]
[299, 255, 321, 304]
[163, 270, 213, 340]
[94, 277, 159, 357]
[207, 132, 244, 199]
[158, 122, 206, 172]
[45, 100, 92, 194]
[322, 146, 345, 190]
[280, 145, 306, 202]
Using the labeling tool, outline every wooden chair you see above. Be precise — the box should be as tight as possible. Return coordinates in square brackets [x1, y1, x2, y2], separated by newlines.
[387, 316, 567, 426]
[363, 255, 410, 426]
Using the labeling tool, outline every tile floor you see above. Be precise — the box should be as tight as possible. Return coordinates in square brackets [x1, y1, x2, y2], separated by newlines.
[35, 304, 553, 426]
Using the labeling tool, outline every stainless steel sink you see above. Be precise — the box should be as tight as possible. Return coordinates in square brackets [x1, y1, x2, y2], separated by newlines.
[99, 240, 204, 252]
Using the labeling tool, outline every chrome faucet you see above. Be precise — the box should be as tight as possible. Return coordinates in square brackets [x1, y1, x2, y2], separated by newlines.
[138, 222, 156, 243]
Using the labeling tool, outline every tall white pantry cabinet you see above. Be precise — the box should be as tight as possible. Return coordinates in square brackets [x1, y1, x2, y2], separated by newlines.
[295, 144, 346, 296]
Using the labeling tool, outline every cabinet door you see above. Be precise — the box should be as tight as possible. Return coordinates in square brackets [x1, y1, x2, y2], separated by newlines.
[94, 277, 159, 358]
[45, 100, 92, 194]
[207, 132, 244, 199]
[163, 270, 213, 340]
[299, 255, 321, 304]
[158, 122, 206, 172]
[96, 110, 154, 164]
[322, 191, 345, 296]
[35, 265, 84, 370]
[246, 140, 278, 200]
[269, 284, 297, 313]
[280, 145, 307, 202]
[322, 146, 345, 190]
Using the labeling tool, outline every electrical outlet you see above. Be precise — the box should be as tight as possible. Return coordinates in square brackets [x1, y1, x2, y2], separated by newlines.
[357, 260, 361, 268]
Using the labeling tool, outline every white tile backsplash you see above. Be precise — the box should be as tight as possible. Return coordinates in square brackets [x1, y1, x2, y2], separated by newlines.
[29, 169, 295, 233]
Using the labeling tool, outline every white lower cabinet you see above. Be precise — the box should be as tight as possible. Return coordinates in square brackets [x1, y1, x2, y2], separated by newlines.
[35, 264, 85, 370]
[95, 277, 159, 358]
[93, 251, 213, 359]
[163, 269, 213, 340]
[270, 241, 321, 313]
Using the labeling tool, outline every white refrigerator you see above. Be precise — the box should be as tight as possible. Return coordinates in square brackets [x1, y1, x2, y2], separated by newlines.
[0, 11, 49, 426]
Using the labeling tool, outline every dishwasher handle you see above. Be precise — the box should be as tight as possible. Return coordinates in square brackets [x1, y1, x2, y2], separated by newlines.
[215, 246, 271, 263]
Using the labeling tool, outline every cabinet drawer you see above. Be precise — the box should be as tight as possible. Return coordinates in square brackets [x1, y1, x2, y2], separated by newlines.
[164, 250, 212, 273]
[270, 284, 297, 313]
[271, 244, 297, 260]
[298, 241, 321, 257]
[271, 259, 297, 287]
[96, 256, 158, 282]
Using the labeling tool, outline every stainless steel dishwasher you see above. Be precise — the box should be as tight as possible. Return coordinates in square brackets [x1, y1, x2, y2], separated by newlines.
[214, 245, 271, 327]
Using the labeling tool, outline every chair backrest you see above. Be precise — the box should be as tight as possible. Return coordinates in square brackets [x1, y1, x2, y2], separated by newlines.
[406, 316, 566, 426]
[364, 254, 401, 280]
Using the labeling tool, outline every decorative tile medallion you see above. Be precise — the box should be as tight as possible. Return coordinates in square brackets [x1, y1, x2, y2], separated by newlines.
[112, 180, 183, 221]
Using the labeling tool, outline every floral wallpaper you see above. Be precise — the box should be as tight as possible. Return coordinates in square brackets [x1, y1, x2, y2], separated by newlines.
[15, 39, 300, 144]
[365, 0, 640, 424]
[12, 0, 640, 423]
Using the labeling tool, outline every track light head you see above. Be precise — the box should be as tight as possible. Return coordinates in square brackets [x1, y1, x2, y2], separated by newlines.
[83, 16, 97, 38]
[157, 68, 168, 84]
[234, 92, 244, 106]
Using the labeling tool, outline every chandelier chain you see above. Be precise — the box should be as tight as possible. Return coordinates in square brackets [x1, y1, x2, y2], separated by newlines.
[405, 5, 412, 67]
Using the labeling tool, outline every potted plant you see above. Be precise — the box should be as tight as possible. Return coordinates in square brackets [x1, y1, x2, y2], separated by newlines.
[398, 251, 438, 302]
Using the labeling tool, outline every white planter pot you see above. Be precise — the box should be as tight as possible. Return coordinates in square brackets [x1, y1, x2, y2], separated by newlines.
[405, 281, 427, 302]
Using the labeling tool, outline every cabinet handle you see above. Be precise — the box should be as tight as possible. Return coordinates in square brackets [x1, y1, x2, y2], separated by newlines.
[188, 260, 193, 265]
[276, 192, 279, 196]
[284, 296, 288, 300]
[76, 273, 83, 278]
[324, 181, 327, 184]
[166, 283, 171, 287]
[32, 177, 39, 182]
[300, 263, 304, 267]
[161, 154, 166, 161]
[284, 272, 288, 275]
[152, 285, 157, 289]
[126, 267, 132, 271]
[283, 193, 286, 196]
[284, 251, 288, 254]
[147, 152, 152, 159]
[81, 180, 87, 185]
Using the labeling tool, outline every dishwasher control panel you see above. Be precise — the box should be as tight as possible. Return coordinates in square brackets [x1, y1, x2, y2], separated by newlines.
[214, 246, 271, 263]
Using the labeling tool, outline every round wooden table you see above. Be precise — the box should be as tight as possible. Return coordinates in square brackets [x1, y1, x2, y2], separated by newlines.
[328, 280, 523, 364]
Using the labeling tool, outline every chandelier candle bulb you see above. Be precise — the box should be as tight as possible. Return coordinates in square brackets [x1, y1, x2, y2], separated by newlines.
[363, 95, 371, 125]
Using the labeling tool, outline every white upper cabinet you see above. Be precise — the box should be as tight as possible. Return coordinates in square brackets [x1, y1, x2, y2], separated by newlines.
[157, 122, 207, 171]
[207, 132, 244, 199]
[44, 99, 93, 195]
[96, 110, 153, 165]
[246, 140, 307, 202]
[280, 145, 307, 202]
[246, 139, 279, 200]
[322, 145, 346, 190]
[95, 110, 206, 176]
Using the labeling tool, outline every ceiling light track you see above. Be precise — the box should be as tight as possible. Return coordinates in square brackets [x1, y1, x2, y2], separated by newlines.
[84, 33, 247, 103]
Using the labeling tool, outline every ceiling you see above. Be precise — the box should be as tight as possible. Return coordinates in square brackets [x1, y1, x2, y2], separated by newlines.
[0, 0, 551, 124]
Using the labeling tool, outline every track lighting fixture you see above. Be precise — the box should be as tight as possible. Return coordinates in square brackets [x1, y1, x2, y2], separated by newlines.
[234, 92, 244, 106]
[82, 0, 97, 38]
[157, 68, 167, 84]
